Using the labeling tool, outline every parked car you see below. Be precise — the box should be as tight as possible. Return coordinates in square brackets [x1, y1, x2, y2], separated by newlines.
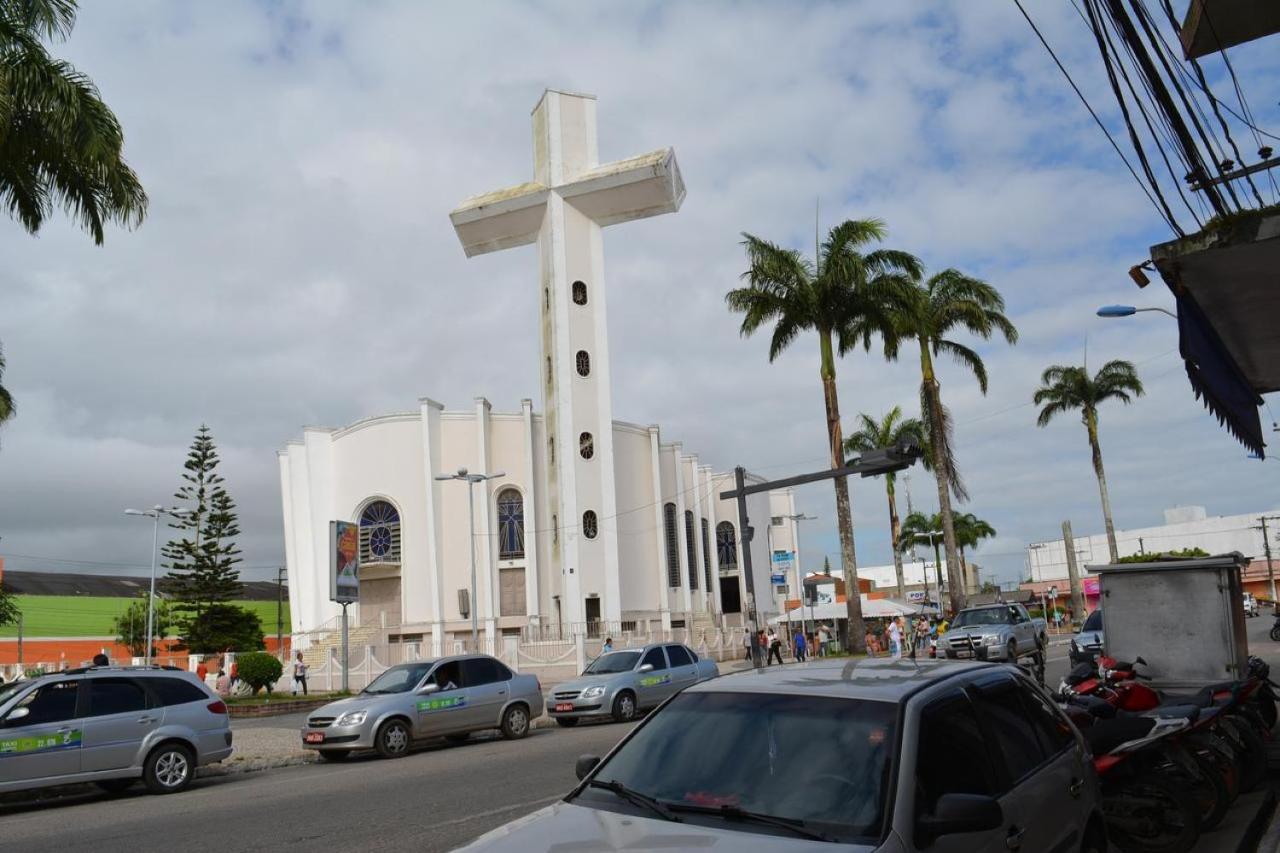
[941, 603, 1047, 662]
[1069, 609, 1105, 666]
[461, 658, 1106, 852]
[301, 654, 543, 760]
[548, 642, 718, 726]
[0, 665, 232, 796]
[1243, 592, 1260, 618]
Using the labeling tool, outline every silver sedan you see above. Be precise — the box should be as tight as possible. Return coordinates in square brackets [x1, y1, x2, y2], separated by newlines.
[548, 642, 718, 726]
[301, 654, 544, 760]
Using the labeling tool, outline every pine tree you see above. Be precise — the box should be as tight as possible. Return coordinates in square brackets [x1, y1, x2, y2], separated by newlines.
[162, 425, 247, 652]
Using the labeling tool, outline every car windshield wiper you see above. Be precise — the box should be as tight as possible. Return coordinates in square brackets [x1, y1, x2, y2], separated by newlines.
[587, 780, 682, 823]
[667, 803, 834, 842]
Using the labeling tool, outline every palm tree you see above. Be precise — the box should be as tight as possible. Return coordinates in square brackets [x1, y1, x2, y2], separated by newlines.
[844, 406, 927, 600]
[1033, 360, 1144, 563]
[898, 510, 945, 602]
[727, 218, 920, 653]
[1, 0, 147, 244]
[952, 512, 996, 594]
[882, 269, 1017, 615]
[0, 343, 12, 427]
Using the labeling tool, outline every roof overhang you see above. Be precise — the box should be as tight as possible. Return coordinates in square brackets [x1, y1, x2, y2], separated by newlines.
[1180, 0, 1280, 58]
[1150, 207, 1280, 457]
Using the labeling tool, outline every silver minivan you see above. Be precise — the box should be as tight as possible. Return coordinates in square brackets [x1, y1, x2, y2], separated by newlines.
[0, 666, 233, 796]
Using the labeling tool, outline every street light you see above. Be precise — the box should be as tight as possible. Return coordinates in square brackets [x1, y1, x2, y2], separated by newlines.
[124, 505, 190, 665]
[1096, 304, 1177, 319]
[435, 467, 505, 650]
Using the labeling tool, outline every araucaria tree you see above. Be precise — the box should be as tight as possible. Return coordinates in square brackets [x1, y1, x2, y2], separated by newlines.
[845, 407, 928, 600]
[1033, 360, 1144, 563]
[727, 218, 920, 654]
[162, 425, 257, 653]
[886, 269, 1017, 615]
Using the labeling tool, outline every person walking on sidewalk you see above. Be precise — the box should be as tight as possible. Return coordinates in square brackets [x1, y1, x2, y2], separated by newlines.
[743, 628, 752, 662]
[292, 651, 309, 696]
[766, 628, 784, 665]
[793, 629, 807, 663]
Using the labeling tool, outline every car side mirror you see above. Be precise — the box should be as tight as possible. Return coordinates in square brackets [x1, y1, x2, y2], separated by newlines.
[419, 683, 439, 695]
[916, 793, 1002, 845]
[5, 707, 29, 724]
[575, 754, 601, 781]
[638, 663, 654, 673]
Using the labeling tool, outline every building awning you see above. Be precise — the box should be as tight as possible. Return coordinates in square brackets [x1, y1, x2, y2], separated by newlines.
[1180, 0, 1280, 58]
[1151, 209, 1279, 457]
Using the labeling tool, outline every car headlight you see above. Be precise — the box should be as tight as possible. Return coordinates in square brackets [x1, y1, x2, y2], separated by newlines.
[581, 686, 606, 699]
[336, 710, 368, 727]
[983, 635, 1001, 646]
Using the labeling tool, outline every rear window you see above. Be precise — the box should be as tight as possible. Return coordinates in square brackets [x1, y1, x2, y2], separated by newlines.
[666, 645, 693, 667]
[149, 677, 209, 707]
[1081, 610, 1103, 632]
[87, 678, 147, 717]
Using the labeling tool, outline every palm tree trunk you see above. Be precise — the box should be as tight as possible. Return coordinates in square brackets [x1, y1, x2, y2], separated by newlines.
[1086, 409, 1120, 563]
[887, 480, 906, 600]
[920, 342, 966, 615]
[960, 547, 969, 594]
[821, 329, 865, 654]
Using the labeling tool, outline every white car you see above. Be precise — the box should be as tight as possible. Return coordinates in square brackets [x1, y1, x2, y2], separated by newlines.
[1244, 593, 1260, 617]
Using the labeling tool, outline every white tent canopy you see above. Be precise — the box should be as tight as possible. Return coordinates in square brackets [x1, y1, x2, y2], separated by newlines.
[770, 595, 938, 625]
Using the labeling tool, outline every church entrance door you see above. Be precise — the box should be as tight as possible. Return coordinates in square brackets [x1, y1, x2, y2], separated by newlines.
[719, 576, 741, 614]
[499, 568, 526, 617]
[584, 597, 601, 638]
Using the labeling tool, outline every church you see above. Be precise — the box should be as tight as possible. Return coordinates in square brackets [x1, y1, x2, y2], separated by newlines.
[278, 90, 800, 654]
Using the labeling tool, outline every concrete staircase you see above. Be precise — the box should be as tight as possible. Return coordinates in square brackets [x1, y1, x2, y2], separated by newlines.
[300, 623, 382, 670]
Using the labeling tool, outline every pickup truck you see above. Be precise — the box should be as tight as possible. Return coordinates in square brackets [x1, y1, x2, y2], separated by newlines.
[941, 603, 1047, 662]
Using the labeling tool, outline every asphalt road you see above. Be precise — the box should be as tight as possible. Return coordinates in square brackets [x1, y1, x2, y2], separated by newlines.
[0, 720, 632, 853]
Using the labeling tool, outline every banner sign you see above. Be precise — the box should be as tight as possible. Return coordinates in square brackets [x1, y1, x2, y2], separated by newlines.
[330, 520, 360, 603]
[907, 590, 926, 602]
[770, 573, 786, 586]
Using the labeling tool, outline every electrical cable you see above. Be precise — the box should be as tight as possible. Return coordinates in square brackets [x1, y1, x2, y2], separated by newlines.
[1012, 0, 1182, 234]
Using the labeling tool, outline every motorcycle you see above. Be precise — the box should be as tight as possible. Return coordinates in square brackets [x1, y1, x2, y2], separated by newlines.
[1270, 612, 1280, 642]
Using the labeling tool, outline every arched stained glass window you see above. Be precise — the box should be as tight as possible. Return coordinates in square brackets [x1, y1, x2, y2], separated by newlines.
[360, 500, 401, 564]
[663, 503, 679, 587]
[716, 521, 737, 571]
[701, 518, 713, 590]
[496, 489, 525, 560]
[572, 280, 587, 305]
[583, 510, 598, 539]
[684, 510, 698, 590]
[575, 350, 590, 377]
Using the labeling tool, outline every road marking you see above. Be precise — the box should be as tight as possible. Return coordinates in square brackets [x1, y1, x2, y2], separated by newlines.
[429, 794, 562, 828]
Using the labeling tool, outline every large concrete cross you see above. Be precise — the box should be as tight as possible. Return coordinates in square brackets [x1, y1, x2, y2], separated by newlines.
[450, 89, 685, 627]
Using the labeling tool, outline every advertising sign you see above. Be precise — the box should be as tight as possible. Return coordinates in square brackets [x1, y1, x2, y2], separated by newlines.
[907, 590, 926, 602]
[770, 573, 786, 586]
[771, 550, 795, 573]
[330, 520, 360, 603]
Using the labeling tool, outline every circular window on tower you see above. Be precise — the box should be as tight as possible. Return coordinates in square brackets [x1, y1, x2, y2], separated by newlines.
[579, 432, 594, 460]
[576, 350, 590, 377]
[572, 280, 587, 305]
[583, 510, 598, 539]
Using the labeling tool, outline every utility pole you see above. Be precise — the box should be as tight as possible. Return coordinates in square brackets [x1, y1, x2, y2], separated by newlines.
[1063, 521, 1087, 625]
[734, 467, 761, 668]
[276, 566, 286, 660]
[16, 612, 22, 669]
[1257, 517, 1278, 604]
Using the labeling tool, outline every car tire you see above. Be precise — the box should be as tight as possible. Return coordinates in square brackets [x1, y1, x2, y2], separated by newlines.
[95, 779, 136, 794]
[612, 691, 637, 723]
[501, 704, 531, 740]
[1007, 640, 1018, 662]
[318, 749, 350, 762]
[143, 743, 194, 795]
[555, 717, 579, 728]
[375, 718, 412, 759]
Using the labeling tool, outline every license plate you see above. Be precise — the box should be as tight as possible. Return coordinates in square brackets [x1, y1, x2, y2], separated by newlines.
[304, 732, 324, 744]
[954, 650, 972, 659]
[554, 703, 574, 713]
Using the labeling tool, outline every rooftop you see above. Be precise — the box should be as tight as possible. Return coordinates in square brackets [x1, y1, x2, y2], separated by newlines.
[692, 657, 1001, 702]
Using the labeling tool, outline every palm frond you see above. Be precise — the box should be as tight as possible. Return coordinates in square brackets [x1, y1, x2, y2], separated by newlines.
[934, 339, 989, 394]
[922, 382, 968, 503]
[0, 343, 13, 424]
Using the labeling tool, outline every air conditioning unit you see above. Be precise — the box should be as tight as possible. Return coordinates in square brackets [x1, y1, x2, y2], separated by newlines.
[458, 589, 470, 619]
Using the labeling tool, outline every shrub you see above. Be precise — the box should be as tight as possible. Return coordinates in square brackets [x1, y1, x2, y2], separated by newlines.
[236, 652, 283, 696]
[1115, 547, 1209, 564]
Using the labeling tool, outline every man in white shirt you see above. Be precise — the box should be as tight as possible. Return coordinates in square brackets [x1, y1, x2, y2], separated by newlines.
[888, 619, 902, 658]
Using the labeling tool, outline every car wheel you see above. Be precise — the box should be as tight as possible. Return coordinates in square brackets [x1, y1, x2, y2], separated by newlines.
[143, 743, 194, 795]
[375, 719, 412, 759]
[1007, 640, 1018, 662]
[555, 717, 579, 728]
[612, 691, 637, 723]
[501, 704, 531, 740]
[95, 779, 136, 794]
[318, 749, 350, 762]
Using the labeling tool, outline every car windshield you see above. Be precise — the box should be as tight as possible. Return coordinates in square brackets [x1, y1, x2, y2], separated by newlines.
[577, 691, 895, 842]
[584, 651, 641, 675]
[1081, 610, 1103, 632]
[362, 662, 434, 695]
[950, 607, 1012, 627]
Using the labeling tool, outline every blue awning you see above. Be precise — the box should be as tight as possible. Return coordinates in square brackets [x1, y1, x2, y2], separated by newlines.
[1176, 291, 1265, 457]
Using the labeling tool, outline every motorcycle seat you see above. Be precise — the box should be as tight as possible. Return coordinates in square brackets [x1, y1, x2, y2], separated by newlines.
[1161, 683, 1236, 707]
[1084, 716, 1157, 755]
[1142, 703, 1200, 722]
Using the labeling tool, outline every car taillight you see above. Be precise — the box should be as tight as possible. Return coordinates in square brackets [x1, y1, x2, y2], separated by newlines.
[207, 700, 228, 714]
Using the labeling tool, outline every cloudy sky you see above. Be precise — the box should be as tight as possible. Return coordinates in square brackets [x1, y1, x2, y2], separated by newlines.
[2, 1, 1278, 587]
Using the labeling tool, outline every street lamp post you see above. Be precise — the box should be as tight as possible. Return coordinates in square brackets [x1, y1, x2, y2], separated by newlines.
[1096, 304, 1177, 319]
[771, 514, 816, 640]
[435, 467, 505, 651]
[124, 505, 190, 665]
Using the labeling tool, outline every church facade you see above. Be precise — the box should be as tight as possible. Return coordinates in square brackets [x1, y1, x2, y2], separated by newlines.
[278, 400, 794, 651]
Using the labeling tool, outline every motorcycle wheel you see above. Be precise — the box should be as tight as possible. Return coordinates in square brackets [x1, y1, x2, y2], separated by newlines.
[1269, 624, 1280, 642]
[1187, 734, 1239, 803]
[1180, 752, 1231, 831]
[1251, 693, 1278, 733]
[1224, 717, 1268, 792]
[1103, 772, 1200, 853]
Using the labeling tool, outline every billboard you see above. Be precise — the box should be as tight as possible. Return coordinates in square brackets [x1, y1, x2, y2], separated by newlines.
[771, 550, 795, 573]
[330, 520, 360, 603]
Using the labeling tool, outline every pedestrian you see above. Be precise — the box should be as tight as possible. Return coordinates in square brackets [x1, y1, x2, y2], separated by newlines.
[766, 628, 784, 666]
[864, 627, 875, 657]
[793, 629, 807, 662]
[196, 658, 208, 684]
[888, 618, 902, 658]
[229, 658, 239, 687]
[743, 628, 752, 662]
[602, 637, 614, 654]
[215, 669, 230, 696]
[916, 618, 929, 652]
[92, 653, 109, 667]
[818, 623, 831, 657]
[292, 651, 308, 696]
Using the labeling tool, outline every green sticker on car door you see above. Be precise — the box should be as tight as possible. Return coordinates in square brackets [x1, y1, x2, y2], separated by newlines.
[638, 675, 671, 687]
[417, 696, 467, 712]
[0, 729, 82, 755]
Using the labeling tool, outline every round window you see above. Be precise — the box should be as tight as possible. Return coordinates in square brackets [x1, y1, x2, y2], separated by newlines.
[583, 511, 598, 539]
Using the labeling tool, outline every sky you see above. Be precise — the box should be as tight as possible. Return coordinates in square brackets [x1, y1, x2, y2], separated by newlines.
[2, 1, 1278, 588]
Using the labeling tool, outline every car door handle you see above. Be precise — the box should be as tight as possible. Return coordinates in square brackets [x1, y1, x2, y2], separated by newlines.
[1006, 826, 1026, 850]
[498, 690, 506, 695]
[1068, 778, 1083, 798]
[137, 715, 158, 725]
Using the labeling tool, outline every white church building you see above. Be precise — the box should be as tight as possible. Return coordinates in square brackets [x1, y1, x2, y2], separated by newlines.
[279, 90, 796, 654]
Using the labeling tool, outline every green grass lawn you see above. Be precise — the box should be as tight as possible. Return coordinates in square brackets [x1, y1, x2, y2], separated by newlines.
[0, 596, 290, 637]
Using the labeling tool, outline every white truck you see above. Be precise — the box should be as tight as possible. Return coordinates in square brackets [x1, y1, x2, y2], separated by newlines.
[941, 603, 1047, 663]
